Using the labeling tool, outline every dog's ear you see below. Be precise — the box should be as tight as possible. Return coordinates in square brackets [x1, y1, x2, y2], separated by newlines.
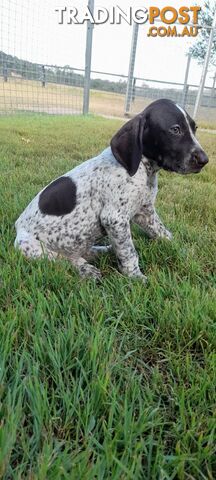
[110, 114, 146, 176]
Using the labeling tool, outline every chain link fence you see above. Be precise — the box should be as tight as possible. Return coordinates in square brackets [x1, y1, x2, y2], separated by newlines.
[1, 62, 216, 124]
[0, 60, 84, 114]
[0, 0, 85, 115]
[0, 0, 216, 125]
[128, 77, 216, 124]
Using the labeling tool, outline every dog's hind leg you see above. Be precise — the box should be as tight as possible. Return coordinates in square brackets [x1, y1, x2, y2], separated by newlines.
[14, 230, 58, 260]
[15, 231, 102, 279]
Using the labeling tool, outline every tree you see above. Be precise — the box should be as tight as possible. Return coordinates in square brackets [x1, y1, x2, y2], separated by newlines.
[189, 1, 216, 66]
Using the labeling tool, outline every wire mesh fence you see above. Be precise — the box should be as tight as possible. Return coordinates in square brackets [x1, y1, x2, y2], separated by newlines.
[0, 61, 84, 114]
[89, 71, 127, 117]
[0, 0, 85, 115]
[1, 63, 216, 123]
[128, 77, 216, 124]
[0, 0, 216, 125]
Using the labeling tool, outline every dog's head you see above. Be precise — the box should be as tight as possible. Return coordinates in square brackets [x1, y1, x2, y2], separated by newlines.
[111, 99, 208, 176]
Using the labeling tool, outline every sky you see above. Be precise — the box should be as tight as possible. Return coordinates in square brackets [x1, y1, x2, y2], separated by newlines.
[0, 0, 215, 87]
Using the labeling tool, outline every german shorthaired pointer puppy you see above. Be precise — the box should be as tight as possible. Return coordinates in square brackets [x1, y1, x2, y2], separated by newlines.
[15, 99, 208, 280]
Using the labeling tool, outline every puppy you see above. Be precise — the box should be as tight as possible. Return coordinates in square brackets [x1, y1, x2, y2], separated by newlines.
[15, 99, 208, 280]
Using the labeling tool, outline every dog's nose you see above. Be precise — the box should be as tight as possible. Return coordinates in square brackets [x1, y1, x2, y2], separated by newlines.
[192, 149, 209, 167]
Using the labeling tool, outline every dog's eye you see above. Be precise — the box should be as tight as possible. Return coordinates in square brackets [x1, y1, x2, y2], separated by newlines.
[170, 125, 181, 135]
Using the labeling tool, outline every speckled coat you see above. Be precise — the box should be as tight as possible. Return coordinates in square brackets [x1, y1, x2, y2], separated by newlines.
[15, 147, 169, 280]
[15, 99, 208, 280]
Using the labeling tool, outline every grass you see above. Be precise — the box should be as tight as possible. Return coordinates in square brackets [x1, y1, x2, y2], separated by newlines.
[0, 114, 216, 479]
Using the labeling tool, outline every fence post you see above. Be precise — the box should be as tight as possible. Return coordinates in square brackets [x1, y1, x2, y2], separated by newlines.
[193, 9, 216, 118]
[83, 0, 94, 115]
[182, 54, 191, 108]
[41, 65, 46, 87]
[125, 22, 139, 116]
[210, 71, 216, 100]
[132, 77, 136, 102]
[3, 64, 8, 82]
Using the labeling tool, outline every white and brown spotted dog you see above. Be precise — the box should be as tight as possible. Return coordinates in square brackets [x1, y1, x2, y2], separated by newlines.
[15, 99, 208, 280]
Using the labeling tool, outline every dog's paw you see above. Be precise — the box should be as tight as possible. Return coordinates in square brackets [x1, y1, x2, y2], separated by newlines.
[163, 230, 173, 241]
[159, 229, 173, 241]
[130, 271, 148, 283]
[140, 273, 148, 283]
[79, 263, 102, 280]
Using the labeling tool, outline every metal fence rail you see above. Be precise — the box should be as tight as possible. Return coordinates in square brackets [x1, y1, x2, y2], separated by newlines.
[0, 0, 216, 124]
[0, 57, 84, 114]
[0, 0, 85, 115]
[1, 59, 216, 124]
[130, 77, 216, 110]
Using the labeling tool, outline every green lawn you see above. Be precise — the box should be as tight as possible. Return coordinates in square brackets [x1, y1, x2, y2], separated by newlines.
[0, 114, 215, 479]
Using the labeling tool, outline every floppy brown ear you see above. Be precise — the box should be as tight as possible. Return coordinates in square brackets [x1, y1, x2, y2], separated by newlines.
[110, 114, 145, 176]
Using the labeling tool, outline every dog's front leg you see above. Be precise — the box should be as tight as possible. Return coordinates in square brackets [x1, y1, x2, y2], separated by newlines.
[100, 211, 147, 281]
[133, 207, 172, 240]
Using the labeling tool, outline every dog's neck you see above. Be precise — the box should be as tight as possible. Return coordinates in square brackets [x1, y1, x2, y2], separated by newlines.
[141, 156, 160, 175]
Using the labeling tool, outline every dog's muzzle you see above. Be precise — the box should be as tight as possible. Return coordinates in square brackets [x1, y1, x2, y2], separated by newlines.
[191, 148, 209, 170]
